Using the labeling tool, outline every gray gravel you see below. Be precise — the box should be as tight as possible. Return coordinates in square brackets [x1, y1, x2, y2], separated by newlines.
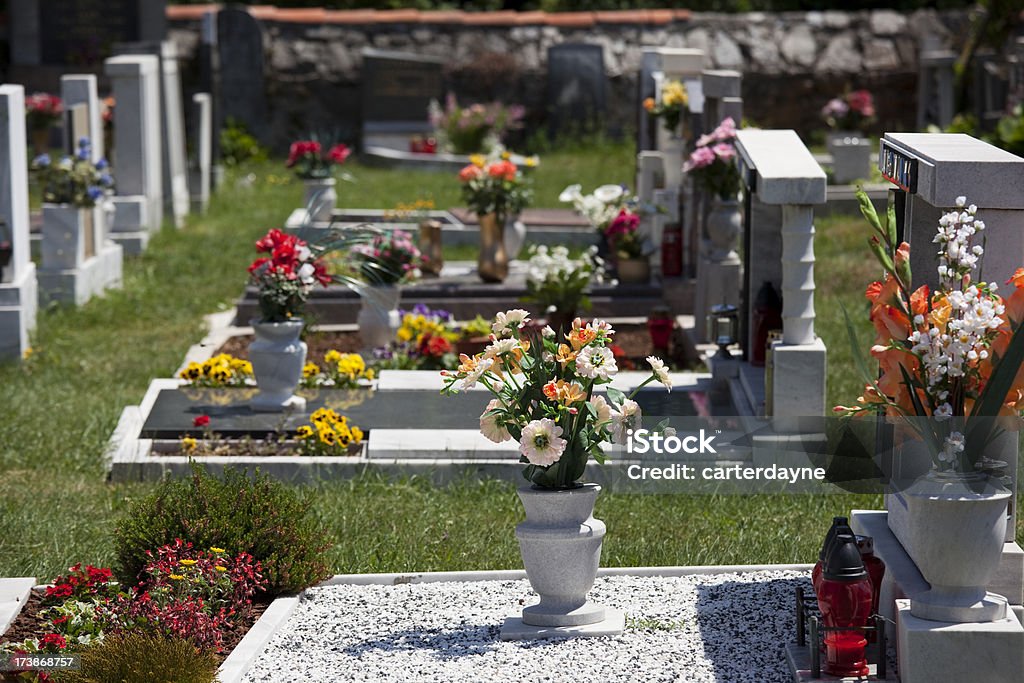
[242, 570, 808, 682]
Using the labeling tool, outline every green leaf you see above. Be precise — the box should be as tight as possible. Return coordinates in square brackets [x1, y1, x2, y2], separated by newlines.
[606, 386, 627, 408]
[857, 186, 884, 238]
[886, 193, 898, 248]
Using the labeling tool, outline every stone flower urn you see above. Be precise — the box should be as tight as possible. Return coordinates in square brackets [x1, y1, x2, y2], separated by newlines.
[514, 483, 617, 630]
[706, 197, 742, 261]
[504, 214, 528, 261]
[478, 213, 509, 283]
[249, 318, 307, 412]
[303, 177, 337, 223]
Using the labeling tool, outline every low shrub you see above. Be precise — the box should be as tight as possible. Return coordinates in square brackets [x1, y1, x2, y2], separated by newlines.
[54, 633, 218, 683]
[113, 466, 332, 594]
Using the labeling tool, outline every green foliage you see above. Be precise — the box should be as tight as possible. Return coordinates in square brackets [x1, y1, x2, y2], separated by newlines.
[220, 118, 267, 167]
[113, 465, 332, 595]
[54, 633, 218, 683]
[993, 105, 1024, 158]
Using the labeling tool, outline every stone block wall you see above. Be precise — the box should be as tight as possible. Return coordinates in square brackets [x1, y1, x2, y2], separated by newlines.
[166, 5, 973, 150]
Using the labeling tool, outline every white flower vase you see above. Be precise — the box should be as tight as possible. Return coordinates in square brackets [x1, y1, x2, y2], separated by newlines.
[357, 285, 401, 351]
[706, 197, 742, 261]
[904, 472, 1011, 623]
[304, 177, 337, 223]
[504, 214, 528, 261]
[249, 319, 307, 412]
[513, 483, 620, 631]
[661, 136, 685, 190]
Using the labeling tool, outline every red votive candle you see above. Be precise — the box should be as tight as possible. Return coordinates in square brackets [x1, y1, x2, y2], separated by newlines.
[817, 534, 873, 677]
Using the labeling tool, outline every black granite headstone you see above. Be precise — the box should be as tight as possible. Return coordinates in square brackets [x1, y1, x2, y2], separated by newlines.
[546, 44, 607, 137]
[361, 48, 444, 128]
[217, 7, 268, 143]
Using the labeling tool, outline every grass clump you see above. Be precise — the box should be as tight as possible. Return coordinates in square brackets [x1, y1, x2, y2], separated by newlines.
[55, 633, 218, 683]
[114, 466, 331, 595]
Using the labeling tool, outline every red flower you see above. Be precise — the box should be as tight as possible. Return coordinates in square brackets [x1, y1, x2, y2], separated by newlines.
[313, 261, 332, 287]
[193, 415, 210, 428]
[327, 144, 351, 165]
[605, 209, 639, 237]
[286, 140, 321, 167]
[487, 160, 517, 181]
[37, 634, 67, 651]
[420, 334, 452, 357]
[255, 229, 290, 253]
[247, 256, 270, 275]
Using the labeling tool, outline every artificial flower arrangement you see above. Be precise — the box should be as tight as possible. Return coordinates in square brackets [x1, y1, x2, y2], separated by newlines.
[559, 183, 630, 233]
[345, 229, 424, 286]
[24, 92, 63, 131]
[441, 311, 672, 488]
[683, 117, 742, 200]
[524, 245, 606, 326]
[643, 79, 689, 133]
[428, 93, 526, 154]
[373, 304, 459, 371]
[834, 189, 1024, 473]
[605, 208, 645, 260]
[457, 152, 533, 224]
[247, 228, 333, 323]
[821, 89, 876, 131]
[302, 350, 376, 388]
[179, 354, 254, 387]
[30, 137, 114, 208]
[285, 139, 352, 180]
[294, 408, 364, 456]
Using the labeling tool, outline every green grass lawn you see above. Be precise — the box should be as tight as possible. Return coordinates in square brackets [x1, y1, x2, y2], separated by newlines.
[0, 144, 1017, 582]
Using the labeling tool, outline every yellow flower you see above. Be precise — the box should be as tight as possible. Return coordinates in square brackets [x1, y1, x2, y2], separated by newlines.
[22, 347, 33, 359]
[325, 350, 342, 365]
[662, 80, 688, 108]
[470, 154, 486, 168]
[396, 326, 414, 342]
[318, 427, 338, 446]
[365, 368, 376, 381]
[181, 436, 198, 453]
[179, 559, 198, 567]
[169, 574, 185, 581]
[524, 156, 539, 168]
[180, 362, 203, 381]
[296, 425, 314, 439]
[214, 566, 227, 572]
[303, 362, 321, 378]
[209, 547, 226, 554]
[350, 426, 364, 443]
[500, 150, 511, 160]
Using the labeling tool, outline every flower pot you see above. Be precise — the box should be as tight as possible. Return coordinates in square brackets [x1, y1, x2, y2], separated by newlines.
[903, 471, 1011, 623]
[478, 213, 509, 283]
[616, 257, 650, 285]
[515, 483, 615, 629]
[303, 177, 337, 223]
[661, 136, 685, 190]
[357, 285, 401, 351]
[706, 197, 742, 261]
[249, 319, 307, 412]
[504, 214, 528, 261]
[40, 203, 98, 270]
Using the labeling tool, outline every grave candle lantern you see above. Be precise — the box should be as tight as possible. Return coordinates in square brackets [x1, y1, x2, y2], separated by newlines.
[856, 535, 885, 643]
[817, 534, 873, 678]
[811, 516, 853, 597]
[648, 305, 674, 352]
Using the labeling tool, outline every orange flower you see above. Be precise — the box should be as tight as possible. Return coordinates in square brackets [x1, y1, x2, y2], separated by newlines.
[543, 380, 559, 400]
[555, 343, 577, 367]
[643, 97, 655, 112]
[487, 160, 517, 181]
[1005, 268, 1024, 324]
[566, 318, 598, 350]
[458, 164, 482, 182]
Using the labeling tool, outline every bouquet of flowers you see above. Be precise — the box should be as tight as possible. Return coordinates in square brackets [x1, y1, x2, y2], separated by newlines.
[458, 155, 532, 223]
[835, 190, 1024, 473]
[643, 79, 689, 134]
[247, 228, 332, 322]
[30, 137, 114, 208]
[605, 208, 644, 259]
[346, 230, 423, 286]
[821, 90, 876, 131]
[441, 311, 672, 488]
[25, 92, 63, 131]
[524, 245, 605, 323]
[683, 117, 742, 200]
[285, 139, 352, 180]
[374, 304, 458, 370]
[558, 183, 629, 233]
[429, 94, 525, 154]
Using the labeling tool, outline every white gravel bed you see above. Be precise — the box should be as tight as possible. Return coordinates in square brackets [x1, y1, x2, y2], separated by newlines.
[242, 570, 808, 683]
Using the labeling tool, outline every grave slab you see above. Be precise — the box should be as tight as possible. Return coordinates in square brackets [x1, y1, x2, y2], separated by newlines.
[0, 578, 35, 635]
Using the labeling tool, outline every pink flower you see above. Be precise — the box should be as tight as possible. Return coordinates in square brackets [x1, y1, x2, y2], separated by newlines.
[712, 143, 736, 160]
[683, 145, 716, 172]
[712, 117, 736, 141]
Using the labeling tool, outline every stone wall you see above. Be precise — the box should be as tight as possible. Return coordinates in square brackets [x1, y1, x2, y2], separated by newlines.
[166, 6, 973, 150]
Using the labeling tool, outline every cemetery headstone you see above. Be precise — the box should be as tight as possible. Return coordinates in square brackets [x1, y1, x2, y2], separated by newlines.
[0, 85, 38, 361]
[546, 44, 607, 139]
[217, 7, 268, 146]
[60, 75, 104, 162]
[734, 129, 827, 424]
[191, 93, 213, 214]
[916, 50, 956, 131]
[114, 41, 191, 229]
[361, 48, 444, 151]
[199, 11, 222, 183]
[8, 0, 165, 89]
[105, 54, 163, 253]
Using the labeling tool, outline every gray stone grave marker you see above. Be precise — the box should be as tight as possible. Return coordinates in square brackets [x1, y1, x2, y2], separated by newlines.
[917, 50, 956, 131]
[360, 48, 444, 151]
[105, 54, 163, 253]
[0, 85, 38, 361]
[191, 93, 212, 214]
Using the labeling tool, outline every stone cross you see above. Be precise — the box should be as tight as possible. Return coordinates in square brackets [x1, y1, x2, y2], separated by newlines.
[105, 53, 163, 253]
[0, 84, 38, 361]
